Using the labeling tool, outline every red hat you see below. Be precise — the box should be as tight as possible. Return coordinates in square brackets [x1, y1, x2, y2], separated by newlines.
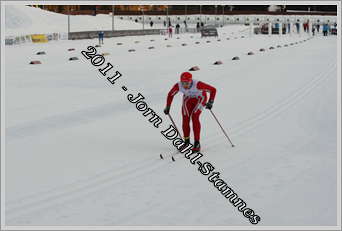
[180, 72, 192, 83]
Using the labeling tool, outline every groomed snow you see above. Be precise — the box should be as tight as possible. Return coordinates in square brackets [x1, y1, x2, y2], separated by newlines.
[3, 4, 338, 228]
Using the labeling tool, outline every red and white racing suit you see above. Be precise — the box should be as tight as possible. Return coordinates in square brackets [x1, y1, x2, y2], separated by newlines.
[166, 80, 216, 141]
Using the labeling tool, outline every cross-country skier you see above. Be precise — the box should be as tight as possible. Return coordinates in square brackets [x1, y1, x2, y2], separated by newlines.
[163, 72, 216, 152]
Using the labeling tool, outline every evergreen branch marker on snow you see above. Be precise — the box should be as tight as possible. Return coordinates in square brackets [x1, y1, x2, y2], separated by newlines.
[69, 57, 79, 61]
[29, 60, 41, 64]
[189, 66, 200, 71]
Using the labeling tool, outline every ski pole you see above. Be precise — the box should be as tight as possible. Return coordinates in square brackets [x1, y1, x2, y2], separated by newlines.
[209, 109, 235, 147]
[166, 113, 183, 161]
[168, 114, 181, 137]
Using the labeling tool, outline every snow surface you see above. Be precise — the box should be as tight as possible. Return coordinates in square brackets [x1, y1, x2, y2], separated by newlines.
[4, 29, 338, 226]
[5, 5, 148, 36]
[3, 4, 338, 228]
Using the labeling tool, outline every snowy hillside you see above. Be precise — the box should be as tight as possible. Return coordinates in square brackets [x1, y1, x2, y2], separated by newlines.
[5, 5, 145, 36]
[3, 3, 339, 228]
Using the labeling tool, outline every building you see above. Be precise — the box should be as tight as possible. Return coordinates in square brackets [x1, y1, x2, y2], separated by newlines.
[30, 5, 337, 16]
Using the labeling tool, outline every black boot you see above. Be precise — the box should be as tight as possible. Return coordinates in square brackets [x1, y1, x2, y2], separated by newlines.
[179, 137, 190, 152]
[192, 140, 201, 152]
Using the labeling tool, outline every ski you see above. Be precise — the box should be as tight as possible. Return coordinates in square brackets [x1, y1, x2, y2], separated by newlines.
[160, 150, 180, 162]
[160, 149, 204, 162]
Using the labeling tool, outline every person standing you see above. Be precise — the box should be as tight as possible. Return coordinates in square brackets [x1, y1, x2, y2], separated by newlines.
[150, 21, 154, 27]
[184, 20, 188, 32]
[323, 23, 329, 36]
[98, 31, 104, 45]
[164, 72, 217, 152]
[175, 23, 180, 34]
[168, 26, 173, 38]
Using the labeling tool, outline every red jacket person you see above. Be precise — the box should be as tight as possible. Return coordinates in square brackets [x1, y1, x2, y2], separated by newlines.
[164, 72, 217, 152]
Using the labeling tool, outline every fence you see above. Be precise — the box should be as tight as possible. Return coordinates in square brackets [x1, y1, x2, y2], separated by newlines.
[5, 29, 163, 45]
[5, 33, 68, 45]
[68, 29, 162, 40]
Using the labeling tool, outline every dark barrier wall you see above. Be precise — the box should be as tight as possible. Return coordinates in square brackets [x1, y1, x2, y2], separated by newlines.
[68, 29, 162, 40]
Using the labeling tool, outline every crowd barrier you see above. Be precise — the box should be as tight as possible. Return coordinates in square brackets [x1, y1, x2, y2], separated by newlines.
[5, 29, 164, 45]
[68, 29, 162, 40]
[5, 32, 68, 45]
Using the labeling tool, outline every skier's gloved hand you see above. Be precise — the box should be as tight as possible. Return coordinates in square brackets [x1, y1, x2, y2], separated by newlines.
[206, 100, 214, 110]
[164, 106, 170, 115]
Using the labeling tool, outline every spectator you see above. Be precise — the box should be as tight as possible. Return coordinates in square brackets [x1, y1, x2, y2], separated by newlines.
[168, 26, 173, 38]
[150, 21, 154, 27]
[163, 20, 167, 27]
[303, 22, 307, 32]
[175, 23, 180, 34]
[201, 22, 204, 27]
[295, 23, 300, 33]
[98, 31, 104, 45]
[275, 23, 279, 34]
[196, 22, 200, 32]
[316, 24, 320, 32]
[323, 23, 329, 36]
[312, 26, 315, 36]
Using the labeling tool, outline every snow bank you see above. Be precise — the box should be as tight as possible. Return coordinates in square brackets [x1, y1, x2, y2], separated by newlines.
[5, 5, 143, 36]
